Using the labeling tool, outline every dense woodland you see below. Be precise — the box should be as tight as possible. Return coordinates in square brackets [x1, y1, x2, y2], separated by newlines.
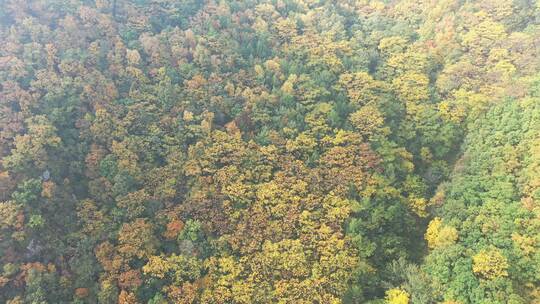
[0, 0, 539, 303]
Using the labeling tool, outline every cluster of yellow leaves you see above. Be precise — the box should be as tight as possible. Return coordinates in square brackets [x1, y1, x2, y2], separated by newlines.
[305, 103, 333, 136]
[3, 116, 61, 170]
[214, 165, 251, 201]
[0, 201, 21, 230]
[438, 89, 489, 124]
[386, 51, 429, 76]
[349, 104, 388, 141]
[511, 233, 536, 256]
[408, 197, 429, 218]
[392, 72, 430, 104]
[89, 108, 126, 145]
[201, 256, 248, 303]
[142, 253, 203, 302]
[185, 129, 364, 303]
[378, 36, 408, 56]
[285, 132, 317, 158]
[111, 140, 140, 176]
[385, 288, 410, 304]
[77, 199, 109, 236]
[487, 49, 516, 79]
[281, 74, 297, 95]
[143, 255, 170, 279]
[318, 131, 379, 193]
[143, 254, 202, 282]
[472, 248, 509, 280]
[425, 217, 458, 249]
[290, 32, 352, 72]
[6, 296, 23, 304]
[460, 12, 506, 55]
[338, 72, 383, 105]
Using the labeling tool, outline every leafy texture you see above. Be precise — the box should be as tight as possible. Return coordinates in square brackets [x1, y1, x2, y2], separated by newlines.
[0, 0, 539, 303]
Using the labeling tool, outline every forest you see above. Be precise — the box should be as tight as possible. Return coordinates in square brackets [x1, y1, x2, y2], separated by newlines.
[0, 0, 539, 303]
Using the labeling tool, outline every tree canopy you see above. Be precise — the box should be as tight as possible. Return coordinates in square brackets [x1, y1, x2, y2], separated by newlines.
[0, 0, 539, 303]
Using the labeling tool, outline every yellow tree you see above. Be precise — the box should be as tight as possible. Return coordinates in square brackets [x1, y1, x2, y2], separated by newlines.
[472, 248, 509, 280]
[425, 217, 458, 249]
[3, 116, 61, 171]
[338, 72, 384, 105]
[385, 288, 410, 304]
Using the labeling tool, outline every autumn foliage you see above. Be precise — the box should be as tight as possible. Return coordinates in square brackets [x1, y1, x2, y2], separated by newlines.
[0, 0, 539, 303]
